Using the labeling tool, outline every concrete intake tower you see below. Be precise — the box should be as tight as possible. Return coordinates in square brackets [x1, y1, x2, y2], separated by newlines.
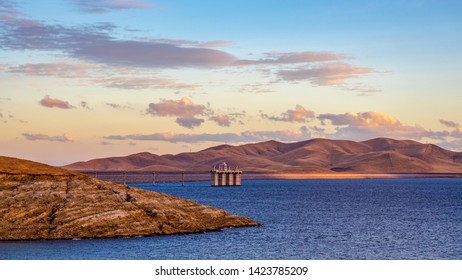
[210, 162, 242, 186]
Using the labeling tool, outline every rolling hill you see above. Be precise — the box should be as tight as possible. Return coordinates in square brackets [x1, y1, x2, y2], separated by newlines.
[64, 138, 462, 174]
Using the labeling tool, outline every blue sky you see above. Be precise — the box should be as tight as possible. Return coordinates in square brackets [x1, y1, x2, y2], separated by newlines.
[1, 0, 462, 165]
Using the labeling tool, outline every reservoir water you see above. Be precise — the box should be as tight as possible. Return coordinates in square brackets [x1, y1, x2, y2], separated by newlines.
[1, 178, 461, 259]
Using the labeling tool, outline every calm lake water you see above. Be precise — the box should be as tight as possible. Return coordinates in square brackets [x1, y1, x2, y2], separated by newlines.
[1, 179, 462, 260]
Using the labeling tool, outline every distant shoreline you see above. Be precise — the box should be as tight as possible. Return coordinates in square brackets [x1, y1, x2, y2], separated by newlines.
[74, 170, 462, 184]
[245, 172, 462, 180]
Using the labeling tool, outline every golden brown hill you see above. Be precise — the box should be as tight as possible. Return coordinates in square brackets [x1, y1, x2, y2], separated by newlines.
[64, 138, 462, 173]
[0, 156, 259, 240]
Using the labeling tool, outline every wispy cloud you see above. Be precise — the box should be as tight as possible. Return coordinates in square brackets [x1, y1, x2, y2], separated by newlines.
[8, 62, 199, 91]
[236, 51, 347, 65]
[241, 126, 312, 142]
[8, 62, 92, 78]
[72, 0, 153, 13]
[79, 101, 91, 110]
[105, 132, 244, 143]
[261, 105, 315, 123]
[104, 126, 311, 143]
[278, 62, 373, 86]
[95, 76, 199, 90]
[198, 40, 232, 48]
[440, 119, 460, 129]
[0, 0, 33, 25]
[341, 83, 382, 96]
[105, 102, 132, 110]
[238, 83, 275, 94]
[22, 132, 74, 142]
[153, 38, 232, 49]
[39, 95, 75, 109]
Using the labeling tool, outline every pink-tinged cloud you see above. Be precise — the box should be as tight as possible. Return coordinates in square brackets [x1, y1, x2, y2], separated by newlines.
[72, 0, 152, 13]
[39, 95, 74, 109]
[317, 111, 446, 141]
[440, 119, 460, 129]
[147, 97, 206, 118]
[22, 132, 74, 142]
[278, 62, 373, 86]
[261, 105, 315, 123]
[236, 51, 347, 65]
[175, 117, 205, 129]
[318, 112, 399, 127]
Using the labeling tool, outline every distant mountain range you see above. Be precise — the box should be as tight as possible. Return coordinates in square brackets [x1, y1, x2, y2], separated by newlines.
[64, 138, 462, 173]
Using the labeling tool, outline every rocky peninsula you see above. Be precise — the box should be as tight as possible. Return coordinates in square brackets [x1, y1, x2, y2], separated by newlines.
[0, 156, 259, 240]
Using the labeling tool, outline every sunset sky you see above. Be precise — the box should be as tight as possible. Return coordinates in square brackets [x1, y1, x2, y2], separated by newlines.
[1, 0, 462, 165]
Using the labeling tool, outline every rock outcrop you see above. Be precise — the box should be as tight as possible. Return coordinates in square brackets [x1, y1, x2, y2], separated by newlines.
[0, 156, 259, 240]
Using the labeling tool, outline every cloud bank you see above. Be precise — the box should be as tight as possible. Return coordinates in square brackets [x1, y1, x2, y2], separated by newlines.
[101, 110, 462, 151]
[0, 4, 374, 91]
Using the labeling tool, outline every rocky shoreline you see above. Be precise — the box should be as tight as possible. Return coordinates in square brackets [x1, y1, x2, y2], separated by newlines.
[0, 156, 259, 241]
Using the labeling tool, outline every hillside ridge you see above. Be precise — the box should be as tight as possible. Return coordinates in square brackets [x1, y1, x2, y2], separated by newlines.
[64, 138, 462, 173]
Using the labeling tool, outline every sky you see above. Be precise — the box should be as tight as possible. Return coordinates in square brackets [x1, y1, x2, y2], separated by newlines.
[1, 0, 462, 166]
